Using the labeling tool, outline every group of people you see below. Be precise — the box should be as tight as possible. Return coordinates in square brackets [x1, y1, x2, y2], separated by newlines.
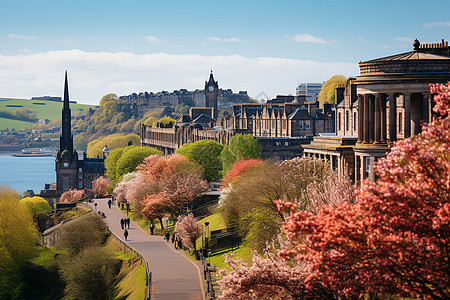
[165, 231, 183, 250]
[121, 217, 131, 241]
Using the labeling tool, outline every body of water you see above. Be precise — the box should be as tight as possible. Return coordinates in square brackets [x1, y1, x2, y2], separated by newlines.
[0, 155, 55, 194]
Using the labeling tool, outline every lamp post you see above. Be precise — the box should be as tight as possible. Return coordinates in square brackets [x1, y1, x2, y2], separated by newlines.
[205, 221, 210, 265]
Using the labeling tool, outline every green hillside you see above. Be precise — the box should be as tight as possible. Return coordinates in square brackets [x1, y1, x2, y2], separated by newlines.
[0, 98, 95, 130]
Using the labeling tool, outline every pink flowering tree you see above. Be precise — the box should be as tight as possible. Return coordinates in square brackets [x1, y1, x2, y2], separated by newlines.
[174, 213, 202, 251]
[276, 82, 450, 299]
[92, 176, 109, 197]
[59, 189, 85, 204]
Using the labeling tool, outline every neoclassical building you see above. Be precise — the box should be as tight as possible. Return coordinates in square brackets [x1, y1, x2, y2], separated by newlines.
[304, 39, 450, 181]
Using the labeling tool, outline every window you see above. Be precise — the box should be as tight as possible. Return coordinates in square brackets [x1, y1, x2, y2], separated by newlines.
[354, 112, 357, 130]
[305, 120, 311, 129]
[275, 142, 281, 146]
[299, 121, 303, 129]
[365, 157, 371, 173]
[346, 111, 349, 131]
[398, 112, 403, 133]
[338, 113, 341, 131]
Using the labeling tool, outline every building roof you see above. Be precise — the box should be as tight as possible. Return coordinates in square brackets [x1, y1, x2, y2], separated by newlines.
[191, 113, 216, 124]
[363, 50, 450, 63]
[288, 108, 312, 120]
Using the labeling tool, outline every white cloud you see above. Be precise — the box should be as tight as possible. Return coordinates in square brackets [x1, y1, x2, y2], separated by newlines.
[206, 37, 241, 42]
[288, 34, 330, 44]
[0, 50, 358, 105]
[143, 36, 165, 43]
[393, 36, 413, 43]
[423, 21, 450, 28]
[8, 34, 38, 40]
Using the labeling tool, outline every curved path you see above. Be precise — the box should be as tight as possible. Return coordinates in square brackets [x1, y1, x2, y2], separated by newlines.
[91, 198, 204, 300]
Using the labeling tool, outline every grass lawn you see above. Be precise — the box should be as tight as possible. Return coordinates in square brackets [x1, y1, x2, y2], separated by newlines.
[0, 98, 95, 130]
[0, 117, 35, 130]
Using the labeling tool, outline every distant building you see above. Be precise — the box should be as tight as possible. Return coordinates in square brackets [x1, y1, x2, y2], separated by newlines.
[31, 96, 62, 102]
[296, 83, 322, 102]
[54, 72, 105, 196]
[303, 39, 450, 181]
[141, 73, 335, 161]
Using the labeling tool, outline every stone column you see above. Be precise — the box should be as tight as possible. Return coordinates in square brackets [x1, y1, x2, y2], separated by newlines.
[388, 93, 397, 142]
[381, 94, 387, 143]
[374, 94, 381, 143]
[368, 94, 374, 143]
[364, 94, 370, 143]
[422, 93, 429, 124]
[404, 92, 411, 138]
[357, 94, 364, 142]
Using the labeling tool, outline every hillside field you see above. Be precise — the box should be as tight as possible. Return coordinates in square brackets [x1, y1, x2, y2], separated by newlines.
[0, 98, 95, 130]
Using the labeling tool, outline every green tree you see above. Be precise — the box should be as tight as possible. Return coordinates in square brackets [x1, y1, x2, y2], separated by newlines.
[20, 196, 52, 215]
[0, 186, 39, 299]
[74, 135, 88, 152]
[104, 148, 124, 182]
[221, 134, 261, 175]
[86, 133, 140, 158]
[115, 146, 163, 181]
[153, 116, 175, 127]
[176, 140, 224, 181]
[317, 74, 347, 106]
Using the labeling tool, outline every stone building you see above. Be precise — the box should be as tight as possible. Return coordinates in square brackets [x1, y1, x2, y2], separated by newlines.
[55, 72, 105, 196]
[303, 39, 450, 181]
[141, 73, 335, 160]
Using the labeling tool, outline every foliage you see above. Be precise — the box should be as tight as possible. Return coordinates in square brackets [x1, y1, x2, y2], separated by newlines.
[317, 75, 347, 106]
[92, 176, 109, 196]
[274, 83, 450, 299]
[0, 186, 39, 299]
[113, 172, 139, 204]
[62, 246, 121, 300]
[176, 140, 224, 181]
[20, 196, 52, 214]
[56, 213, 109, 256]
[59, 189, 85, 204]
[73, 135, 88, 152]
[222, 159, 263, 187]
[104, 147, 124, 182]
[174, 213, 202, 251]
[115, 146, 162, 181]
[137, 154, 209, 216]
[221, 134, 261, 175]
[86, 133, 140, 158]
[153, 116, 175, 127]
[219, 158, 345, 252]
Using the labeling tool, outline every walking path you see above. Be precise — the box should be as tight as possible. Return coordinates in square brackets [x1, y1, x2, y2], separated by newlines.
[91, 198, 204, 300]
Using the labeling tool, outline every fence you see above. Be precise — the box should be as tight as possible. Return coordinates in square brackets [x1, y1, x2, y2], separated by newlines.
[43, 201, 152, 300]
[200, 253, 218, 300]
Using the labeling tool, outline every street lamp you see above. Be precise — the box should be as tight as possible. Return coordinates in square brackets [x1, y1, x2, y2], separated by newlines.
[205, 221, 210, 265]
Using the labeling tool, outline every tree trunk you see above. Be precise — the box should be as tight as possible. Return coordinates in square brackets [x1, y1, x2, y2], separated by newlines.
[159, 217, 164, 229]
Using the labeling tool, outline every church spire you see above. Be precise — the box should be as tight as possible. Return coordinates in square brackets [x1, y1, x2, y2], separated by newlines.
[60, 71, 73, 154]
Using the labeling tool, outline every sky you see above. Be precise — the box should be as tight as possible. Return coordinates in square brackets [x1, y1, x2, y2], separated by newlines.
[1, 0, 449, 104]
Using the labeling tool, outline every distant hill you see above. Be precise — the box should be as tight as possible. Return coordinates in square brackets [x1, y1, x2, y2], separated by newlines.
[0, 98, 95, 130]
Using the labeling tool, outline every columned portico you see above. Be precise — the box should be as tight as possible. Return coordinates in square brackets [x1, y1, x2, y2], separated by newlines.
[389, 93, 397, 142]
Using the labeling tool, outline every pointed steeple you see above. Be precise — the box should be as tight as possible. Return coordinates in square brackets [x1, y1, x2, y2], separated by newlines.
[60, 71, 73, 154]
[208, 69, 215, 84]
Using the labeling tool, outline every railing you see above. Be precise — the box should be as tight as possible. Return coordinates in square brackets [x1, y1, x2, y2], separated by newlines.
[200, 254, 218, 300]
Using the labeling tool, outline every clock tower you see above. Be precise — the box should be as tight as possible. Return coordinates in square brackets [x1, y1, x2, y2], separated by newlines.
[205, 70, 219, 118]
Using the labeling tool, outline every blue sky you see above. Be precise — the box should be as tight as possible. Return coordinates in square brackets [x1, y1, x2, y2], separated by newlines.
[1, 0, 449, 104]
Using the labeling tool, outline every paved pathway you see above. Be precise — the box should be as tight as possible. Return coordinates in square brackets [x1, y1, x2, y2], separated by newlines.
[91, 198, 204, 300]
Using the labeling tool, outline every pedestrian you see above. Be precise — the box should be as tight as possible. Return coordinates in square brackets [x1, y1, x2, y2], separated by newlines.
[150, 222, 155, 235]
[107, 199, 111, 209]
[171, 233, 175, 244]
[120, 218, 124, 229]
[124, 229, 128, 241]
[178, 237, 183, 250]
[164, 231, 170, 241]
[94, 202, 97, 212]
[127, 217, 131, 228]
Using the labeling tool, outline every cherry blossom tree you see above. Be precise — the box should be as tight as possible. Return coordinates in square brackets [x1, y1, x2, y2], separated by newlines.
[112, 172, 139, 204]
[59, 189, 85, 204]
[174, 213, 202, 251]
[92, 176, 109, 197]
[277, 82, 450, 299]
[221, 159, 263, 187]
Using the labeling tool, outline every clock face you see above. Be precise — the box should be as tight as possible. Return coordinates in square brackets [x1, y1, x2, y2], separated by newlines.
[208, 85, 214, 92]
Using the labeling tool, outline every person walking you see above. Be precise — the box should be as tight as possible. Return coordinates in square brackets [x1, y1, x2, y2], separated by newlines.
[107, 199, 112, 209]
[124, 229, 129, 241]
[126, 217, 131, 228]
[150, 222, 155, 235]
[120, 218, 124, 229]
[164, 231, 170, 241]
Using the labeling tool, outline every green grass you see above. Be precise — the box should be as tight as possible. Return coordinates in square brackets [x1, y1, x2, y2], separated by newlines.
[0, 98, 95, 130]
[0, 117, 35, 130]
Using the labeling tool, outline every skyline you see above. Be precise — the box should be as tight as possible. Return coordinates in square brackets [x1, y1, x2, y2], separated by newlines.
[1, 0, 449, 104]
